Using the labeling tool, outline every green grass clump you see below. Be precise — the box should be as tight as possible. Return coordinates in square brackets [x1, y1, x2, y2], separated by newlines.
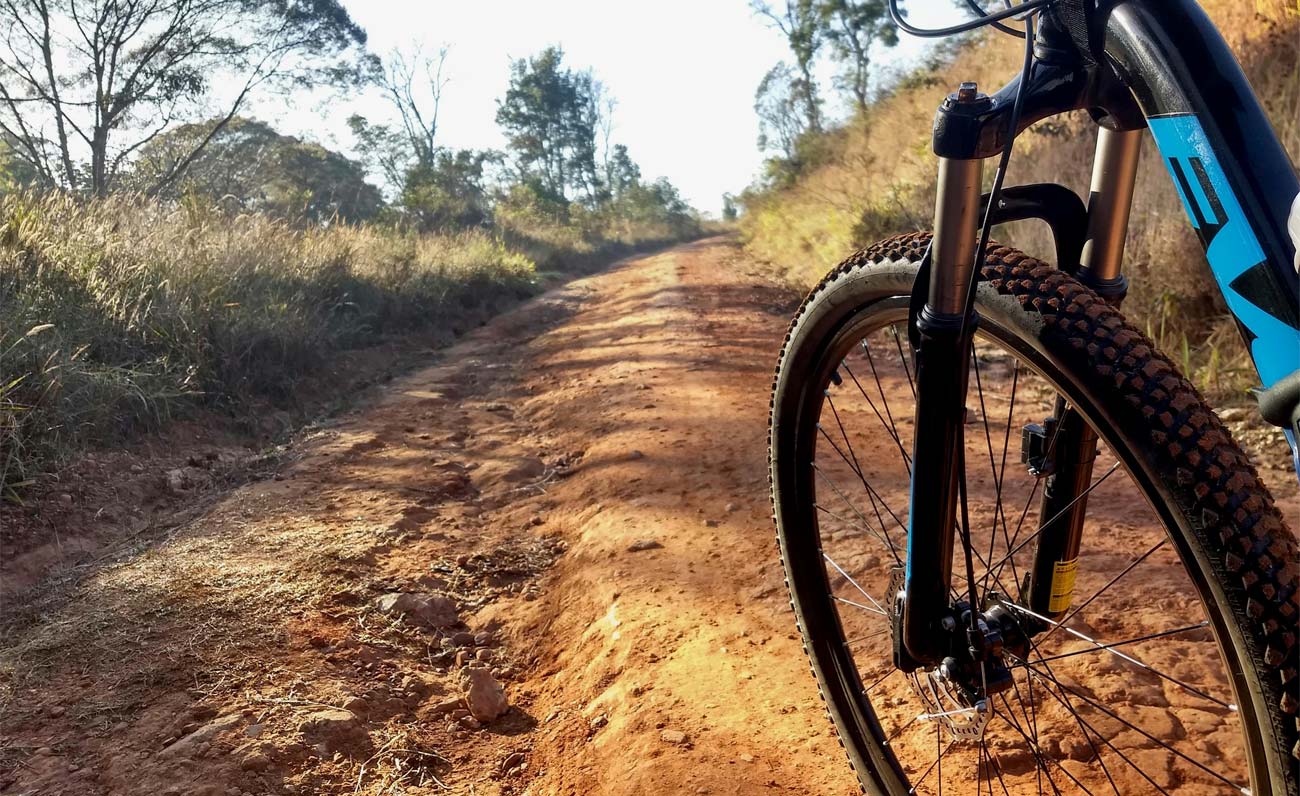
[1, 191, 545, 496]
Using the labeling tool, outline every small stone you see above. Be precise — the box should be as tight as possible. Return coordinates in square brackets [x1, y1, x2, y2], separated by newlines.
[463, 667, 509, 722]
[243, 724, 264, 739]
[702, 519, 719, 528]
[35, 746, 53, 756]
[473, 631, 493, 646]
[450, 708, 470, 720]
[724, 502, 738, 513]
[627, 450, 645, 460]
[502, 751, 526, 772]
[458, 715, 482, 730]
[48, 705, 65, 717]
[451, 631, 476, 647]
[240, 752, 271, 772]
[58, 493, 73, 507]
[129, 463, 144, 474]
[343, 696, 368, 715]
[660, 729, 689, 745]
[164, 468, 188, 494]
[374, 592, 459, 629]
[739, 753, 755, 763]
[476, 648, 494, 662]
[1060, 737, 1095, 762]
[433, 697, 463, 714]
[297, 709, 370, 757]
[627, 539, 663, 552]
[590, 714, 608, 729]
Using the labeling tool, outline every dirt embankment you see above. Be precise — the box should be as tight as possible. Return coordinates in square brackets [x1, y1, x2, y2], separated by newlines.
[0, 238, 860, 796]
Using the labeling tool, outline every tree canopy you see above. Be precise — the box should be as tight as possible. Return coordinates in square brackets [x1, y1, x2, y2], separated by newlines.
[132, 116, 382, 223]
[495, 47, 601, 203]
[0, 0, 367, 196]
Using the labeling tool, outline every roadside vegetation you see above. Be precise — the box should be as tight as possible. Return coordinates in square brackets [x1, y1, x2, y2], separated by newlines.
[0, 1, 699, 498]
[736, 0, 1299, 404]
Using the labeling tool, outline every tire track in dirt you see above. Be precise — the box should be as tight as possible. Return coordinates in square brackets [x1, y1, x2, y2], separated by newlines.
[0, 238, 859, 795]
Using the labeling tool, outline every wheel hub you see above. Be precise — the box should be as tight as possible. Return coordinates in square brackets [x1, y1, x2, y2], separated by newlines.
[888, 567, 1037, 741]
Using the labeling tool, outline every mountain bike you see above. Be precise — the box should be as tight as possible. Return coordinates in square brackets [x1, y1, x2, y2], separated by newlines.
[768, 0, 1300, 793]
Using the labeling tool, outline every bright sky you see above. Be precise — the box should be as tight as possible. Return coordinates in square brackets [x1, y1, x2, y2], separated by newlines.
[272, 1, 963, 215]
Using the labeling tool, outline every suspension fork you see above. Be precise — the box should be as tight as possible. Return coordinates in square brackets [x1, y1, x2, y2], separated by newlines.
[899, 126, 1143, 665]
[900, 154, 984, 667]
[1026, 127, 1142, 618]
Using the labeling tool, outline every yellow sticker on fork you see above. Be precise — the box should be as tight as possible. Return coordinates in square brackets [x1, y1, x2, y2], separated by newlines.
[1047, 558, 1079, 613]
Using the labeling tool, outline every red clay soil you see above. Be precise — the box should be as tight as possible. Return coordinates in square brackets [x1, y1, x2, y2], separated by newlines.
[1, 237, 1296, 796]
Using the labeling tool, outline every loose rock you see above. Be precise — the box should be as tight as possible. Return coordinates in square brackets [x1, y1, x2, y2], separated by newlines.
[660, 729, 689, 745]
[462, 667, 509, 722]
[374, 592, 459, 629]
[297, 710, 370, 757]
[627, 539, 662, 552]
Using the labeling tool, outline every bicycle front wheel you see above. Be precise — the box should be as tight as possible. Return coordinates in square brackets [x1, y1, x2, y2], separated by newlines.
[769, 233, 1298, 794]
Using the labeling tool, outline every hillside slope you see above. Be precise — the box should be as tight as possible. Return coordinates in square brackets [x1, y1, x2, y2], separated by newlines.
[739, 0, 1298, 403]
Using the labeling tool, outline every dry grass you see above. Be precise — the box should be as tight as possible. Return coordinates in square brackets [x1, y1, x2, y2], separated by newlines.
[0, 191, 693, 495]
[741, 0, 1299, 404]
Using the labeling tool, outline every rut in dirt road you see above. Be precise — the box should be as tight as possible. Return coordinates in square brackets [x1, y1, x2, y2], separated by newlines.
[0, 238, 860, 796]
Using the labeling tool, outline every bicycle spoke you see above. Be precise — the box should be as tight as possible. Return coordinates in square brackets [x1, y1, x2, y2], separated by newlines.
[842, 356, 915, 476]
[815, 503, 897, 557]
[890, 324, 916, 399]
[833, 595, 888, 617]
[972, 344, 1021, 599]
[1016, 657, 1244, 790]
[911, 736, 955, 793]
[1010, 622, 1210, 668]
[992, 702, 1097, 796]
[825, 553, 888, 615]
[1039, 538, 1168, 646]
[845, 628, 890, 648]
[814, 428, 909, 534]
[813, 463, 906, 566]
[1021, 617, 1125, 795]
[823, 392, 904, 558]
[1006, 602, 1234, 710]
[985, 461, 1121, 591]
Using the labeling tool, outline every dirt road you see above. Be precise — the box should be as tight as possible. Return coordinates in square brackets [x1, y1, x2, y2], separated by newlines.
[0, 238, 860, 796]
[4, 237, 1297, 796]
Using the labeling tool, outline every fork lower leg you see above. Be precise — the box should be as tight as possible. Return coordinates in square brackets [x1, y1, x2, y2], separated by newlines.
[901, 156, 984, 666]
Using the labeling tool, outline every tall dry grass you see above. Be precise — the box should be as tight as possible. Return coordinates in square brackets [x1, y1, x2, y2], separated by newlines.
[0, 192, 547, 496]
[740, 0, 1299, 403]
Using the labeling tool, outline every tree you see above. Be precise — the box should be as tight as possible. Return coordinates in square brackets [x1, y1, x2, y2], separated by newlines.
[751, 0, 824, 132]
[132, 116, 382, 223]
[348, 47, 495, 231]
[0, 132, 40, 192]
[818, 0, 898, 113]
[367, 45, 449, 173]
[495, 47, 601, 203]
[348, 114, 411, 194]
[0, 0, 367, 196]
[755, 63, 807, 162]
[400, 148, 494, 230]
[721, 193, 739, 222]
[604, 143, 640, 201]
